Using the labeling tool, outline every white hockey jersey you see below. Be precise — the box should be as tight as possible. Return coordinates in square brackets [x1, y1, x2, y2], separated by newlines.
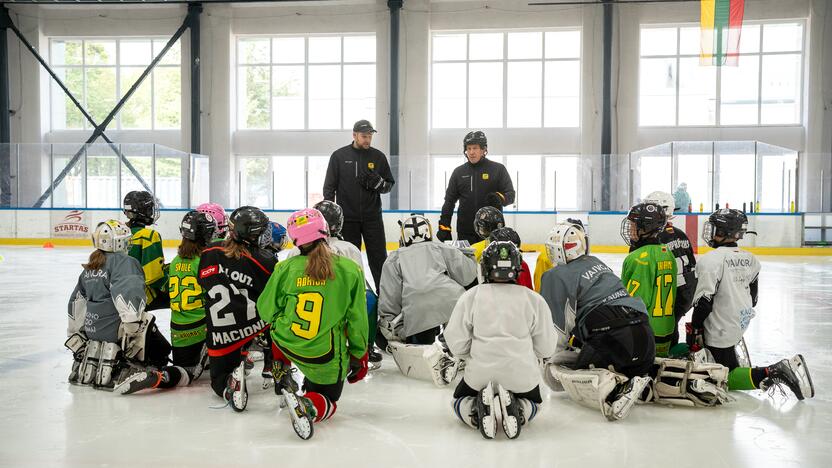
[693, 246, 761, 348]
[378, 240, 477, 339]
[286, 236, 364, 271]
[445, 283, 556, 393]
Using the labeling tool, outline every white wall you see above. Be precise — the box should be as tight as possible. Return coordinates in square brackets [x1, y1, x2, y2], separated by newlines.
[4, 0, 830, 212]
[0, 208, 804, 248]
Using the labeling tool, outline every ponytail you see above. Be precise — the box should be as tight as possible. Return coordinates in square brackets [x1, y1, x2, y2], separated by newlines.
[178, 237, 206, 259]
[302, 239, 335, 282]
[222, 237, 250, 260]
[83, 249, 107, 270]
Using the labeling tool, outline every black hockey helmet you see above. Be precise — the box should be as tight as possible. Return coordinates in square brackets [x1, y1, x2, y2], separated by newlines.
[474, 206, 505, 240]
[463, 130, 487, 151]
[620, 202, 667, 246]
[703, 208, 750, 248]
[480, 241, 523, 284]
[313, 200, 344, 238]
[123, 190, 159, 226]
[488, 226, 521, 247]
[180, 210, 217, 245]
[228, 206, 271, 248]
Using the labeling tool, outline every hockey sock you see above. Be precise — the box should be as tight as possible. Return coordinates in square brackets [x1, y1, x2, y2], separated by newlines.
[518, 398, 539, 424]
[304, 392, 337, 422]
[453, 397, 478, 429]
[728, 367, 765, 390]
[158, 366, 191, 388]
[271, 343, 292, 367]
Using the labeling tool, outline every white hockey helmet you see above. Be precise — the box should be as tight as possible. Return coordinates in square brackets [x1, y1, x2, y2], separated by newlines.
[399, 214, 433, 247]
[644, 191, 675, 219]
[92, 219, 133, 253]
[545, 221, 588, 266]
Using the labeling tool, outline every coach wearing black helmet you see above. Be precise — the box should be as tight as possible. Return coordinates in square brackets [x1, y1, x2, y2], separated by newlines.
[437, 131, 515, 245]
[323, 119, 395, 291]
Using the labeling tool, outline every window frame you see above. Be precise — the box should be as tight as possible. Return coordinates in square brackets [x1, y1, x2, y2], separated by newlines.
[234, 33, 377, 131]
[637, 19, 806, 128]
[48, 37, 182, 131]
[429, 28, 582, 130]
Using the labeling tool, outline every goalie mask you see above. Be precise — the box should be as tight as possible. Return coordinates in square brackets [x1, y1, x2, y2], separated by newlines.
[480, 241, 523, 284]
[643, 191, 675, 219]
[620, 202, 667, 247]
[399, 214, 433, 247]
[92, 219, 132, 253]
[703, 209, 751, 248]
[545, 221, 589, 265]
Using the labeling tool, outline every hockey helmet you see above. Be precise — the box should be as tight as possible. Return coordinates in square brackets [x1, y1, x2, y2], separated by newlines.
[228, 206, 271, 248]
[620, 202, 667, 247]
[703, 209, 750, 248]
[474, 206, 505, 240]
[313, 200, 344, 238]
[180, 210, 217, 245]
[463, 130, 488, 151]
[545, 221, 588, 266]
[123, 190, 159, 226]
[287, 208, 329, 248]
[270, 222, 289, 252]
[644, 191, 676, 219]
[399, 214, 433, 247]
[92, 219, 133, 253]
[197, 202, 228, 237]
[480, 241, 523, 284]
[488, 226, 521, 247]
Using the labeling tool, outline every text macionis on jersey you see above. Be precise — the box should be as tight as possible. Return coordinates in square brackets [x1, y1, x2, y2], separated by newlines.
[211, 320, 266, 345]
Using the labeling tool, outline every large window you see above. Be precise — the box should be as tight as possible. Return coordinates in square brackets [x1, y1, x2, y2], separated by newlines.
[430, 154, 582, 211]
[431, 30, 581, 129]
[236, 35, 376, 130]
[50, 38, 182, 131]
[639, 22, 803, 126]
[238, 156, 329, 209]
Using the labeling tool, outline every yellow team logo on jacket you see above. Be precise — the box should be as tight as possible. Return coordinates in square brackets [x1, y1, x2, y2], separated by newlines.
[482, 173, 489, 180]
[368, 162, 375, 169]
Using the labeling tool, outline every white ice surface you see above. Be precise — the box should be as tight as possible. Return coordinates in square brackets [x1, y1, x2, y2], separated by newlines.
[0, 246, 830, 468]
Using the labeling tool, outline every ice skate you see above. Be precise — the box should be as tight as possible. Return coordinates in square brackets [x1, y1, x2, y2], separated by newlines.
[224, 360, 248, 412]
[114, 370, 163, 395]
[496, 384, 522, 439]
[281, 389, 315, 440]
[476, 382, 497, 440]
[604, 376, 650, 421]
[762, 354, 814, 400]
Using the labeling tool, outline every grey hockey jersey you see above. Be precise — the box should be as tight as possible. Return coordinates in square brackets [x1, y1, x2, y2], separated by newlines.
[445, 283, 556, 393]
[538, 255, 648, 356]
[693, 246, 761, 348]
[378, 240, 477, 340]
[67, 252, 147, 342]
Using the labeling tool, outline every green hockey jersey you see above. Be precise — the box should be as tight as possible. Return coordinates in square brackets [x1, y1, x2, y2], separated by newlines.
[168, 255, 207, 348]
[129, 226, 167, 303]
[621, 243, 677, 357]
[257, 254, 368, 385]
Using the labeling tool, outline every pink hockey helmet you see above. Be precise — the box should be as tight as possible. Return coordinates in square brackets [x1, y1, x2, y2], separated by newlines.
[287, 208, 329, 248]
[197, 202, 228, 236]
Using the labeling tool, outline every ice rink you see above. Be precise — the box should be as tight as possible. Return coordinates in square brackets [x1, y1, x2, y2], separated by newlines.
[0, 246, 829, 468]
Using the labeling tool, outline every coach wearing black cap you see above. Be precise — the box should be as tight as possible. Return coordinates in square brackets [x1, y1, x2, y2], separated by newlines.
[323, 119, 395, 292]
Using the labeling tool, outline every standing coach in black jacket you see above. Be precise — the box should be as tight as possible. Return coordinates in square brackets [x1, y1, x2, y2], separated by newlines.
[437, 131, 515, 245]
[323, 119, 395, 291]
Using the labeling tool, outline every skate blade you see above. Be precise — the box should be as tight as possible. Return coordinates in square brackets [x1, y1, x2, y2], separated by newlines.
[281, 389, 314, 440]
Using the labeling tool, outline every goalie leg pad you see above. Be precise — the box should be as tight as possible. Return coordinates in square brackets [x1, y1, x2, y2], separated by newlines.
[95, 342, 122, 389]
[550, 366, 628, 420]
[387, 341, 435, 383]
[652, 357, 732, 407]
[65, 334, 88, 384]
[80, 341, 102, 385]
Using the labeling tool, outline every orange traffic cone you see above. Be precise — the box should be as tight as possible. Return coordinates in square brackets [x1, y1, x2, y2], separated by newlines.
[43, 242, 54, 249]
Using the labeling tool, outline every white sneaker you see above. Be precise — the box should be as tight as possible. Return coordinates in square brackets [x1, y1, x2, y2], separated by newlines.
[605, 376, 650, 421]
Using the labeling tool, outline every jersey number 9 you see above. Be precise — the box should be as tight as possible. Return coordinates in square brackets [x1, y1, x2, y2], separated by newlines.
[292, 292, 323, 340]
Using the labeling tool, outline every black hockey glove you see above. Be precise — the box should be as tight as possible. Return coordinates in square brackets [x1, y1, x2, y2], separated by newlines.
[359, 170, 385, 192]
[347, 352, 369, 384]
[485, 192, 506, 207]
[436, 225, 452, 242]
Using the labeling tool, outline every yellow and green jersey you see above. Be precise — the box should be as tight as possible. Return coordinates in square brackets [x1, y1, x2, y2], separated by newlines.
[128, 226, 167, 304]
[168, 255, 207, 348]
[257, 255, 368, 385]
[621, 243, 677, 357]
[472, 239, 489, 262]
[533, 248, 554, 293]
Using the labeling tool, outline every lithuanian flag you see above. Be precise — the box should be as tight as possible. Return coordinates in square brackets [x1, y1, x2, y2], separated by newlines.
[700, 0, 745, 66]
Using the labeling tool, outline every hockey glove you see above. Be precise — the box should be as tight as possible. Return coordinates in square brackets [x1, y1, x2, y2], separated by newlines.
[685, 322, 704, 353]
[485, 192, 505, 208]
[347, 352, 369, 384]
[359, 170, 385, 192]
[436, 225, 452, 242]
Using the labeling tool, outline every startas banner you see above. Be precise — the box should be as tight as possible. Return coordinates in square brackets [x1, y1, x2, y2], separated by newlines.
[51, 210, 91, 239]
